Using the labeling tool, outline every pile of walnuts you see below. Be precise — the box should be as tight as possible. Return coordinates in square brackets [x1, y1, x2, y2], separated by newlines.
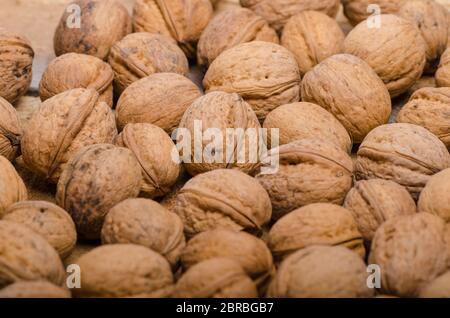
[1, 0, 450, 298]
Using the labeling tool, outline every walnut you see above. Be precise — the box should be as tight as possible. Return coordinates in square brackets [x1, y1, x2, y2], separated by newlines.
[0, 97, 22, 161]
[101, 198, 185, 269]
[342, 0, 405, 26]
[21, 88, 117, 183]
[419, 271, 450, 298]
[0, 155, 27, 217]
[173, 258, 258, 298]
[54, 0, 132, 60]
[0, 220, 65, 288]
[256, 139, 354, 221]
[39, 53, 114, 108]
[132, 0, 213, 58]
[418, 168, 450, 223]
[240, 0, 340, 32]
[369, 213, 448, 297]
[197, 8, 279, 67]
[267, 246, 374, 298]
[56, 144, 142, 240]
[203, 41, 301, 121]
[396, 87, 450, 149]
[436, 47, 450, 87]
[116, 73, 202, 133]
[344, 14, 427, 98]
[281, 11, 345, 76]
[355, 123, 450, 199]
[0, 281, 71, 298]
[73, 244, 173, 298]
[108, 32, 189, 94]
[301, 54, 391, 143]
[174, 169, 272, 237]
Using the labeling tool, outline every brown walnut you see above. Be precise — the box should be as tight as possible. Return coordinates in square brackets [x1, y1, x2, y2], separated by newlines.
[419, 271, 450, 298]
[436, 47, 450, 87]
[0, 281, 71, 298]
[418, 168, 450, 223]
[0, 97, 22, 161]
[0, 155, 27, 217]
[342, 0, 405, 26]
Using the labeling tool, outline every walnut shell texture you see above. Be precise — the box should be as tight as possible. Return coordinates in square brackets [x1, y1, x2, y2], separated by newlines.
[0, 155, 27, 217]
[0, 97, 22, 161]
[0, 281, 71, 298]
[342, 0, 405, 26]
[436, 47, 450, 87]
[56, 144, 142, 240]
[419, 271, 450, 298]
[418, 168, 450, 223]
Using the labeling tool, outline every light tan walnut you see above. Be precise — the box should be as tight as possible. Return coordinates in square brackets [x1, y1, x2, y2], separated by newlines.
[0, 281, 71, 298]
[418, 168, 450, 223]
[342, 0, 405, 26]
[0, 155, 27, 217]
[0, 97, 22, 161]
[436, 48, 450, 87]
[419, 271, 450, 298]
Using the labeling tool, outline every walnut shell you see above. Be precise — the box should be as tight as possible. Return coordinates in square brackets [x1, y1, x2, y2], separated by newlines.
[301, 54, 392, 143]
[54, 0, 132, 60]
[101, 198, 186, 268]
[174, 169, 272, 237]
[178, 91, 262, 176]
[197, 8, 279, 66]
[39, 53, 114, 108]
[203, 41, 301, 121]
[73, 244, 174, 298]
[240, 0, 340, 32]
[355, 123, 450, 199]
[262, 102, 352, 153]
[0, 155, 27, 217]
[436, 47, 450, 87]
[419, 271, 450, 298]
[0, 29, 34, 104]
[396, 87, 450, 149]
[418, 168, 450, 223]
[0, 97, 22, 161]
[173, 258, 258, 298]
[56, 144, 142, 240]
[281, 11, 345, 76]
[256, 139, 354, 221]
[342, 0, 405, 26]
[108, 32, 189, 94]
[344, 14, 426, 98]
[369, 212, 448, 297]
[267, 245, 374, 298]
[132, 0, 213, 58]
[0, 220, 65, 288]
[116, 73, 202, 133]
[0, 281, 71, 298]
[115, 123, 180, 197]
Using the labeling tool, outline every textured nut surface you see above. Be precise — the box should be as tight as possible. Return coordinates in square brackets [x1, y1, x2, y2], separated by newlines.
[116, 73, 202, 133]
[21, 88, 117, 183]
[39, 53, 114, 107]
[418, 168, 450, 223]
[101, 198, 185, 268]
[174, 169, 272, 237]
[173, 258, 258, 298]
[0, 29, 34, 104]
[355, 123, 450, 199]
[56, 144, 142, 240]
[0, 281, 71, 298]
[419, 271, 450, 298]
[54, 0, 132, 60]
[116, 123, 180, 197]
[0, 221, 65, 288]
[0, 155, 27, 217]
[203, 41, 301, 121]
[281, 11, 345, 76]
[342, 0, 405, 26]
[436, 48, 450, 87]
[369, 213, 448, 297]
[301, 54, 391, 143]
[0, 97, 22, 161]
[197, 7, 279, 66]
[256, 139, 354, 220]
[73, 244, 173, 298]
[344, 14, 426, 98]
[267, 246, 374, 298]
[108, 32, 189, 94]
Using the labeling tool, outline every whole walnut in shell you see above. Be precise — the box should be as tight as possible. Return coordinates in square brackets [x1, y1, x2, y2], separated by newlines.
[355, 123, 450, 199]
[101, 198, 185, 268]
[116, 73, 202, 133]
[419, 271, 450, 298]
[267, 246, 374, 298]
[108, 32, 189, 94]
[115, 123, 180, 198]
[0, 281, 70, 298]
[281, 11, 345, 76]
[173, 258, 258, 298]
[256, 139, 354, 221]
[21, 88, 117, 183]
[342, 0, 405, 26]
[344, 179, 417, 242]
[0, 221, 65, 288]
[369, 212, 448, 297]
[54, 0, 132, 60]
[0, 29, 34, 104]
[174, 169, 272, 237]
[73, 244, 173, 298]
[0, 155, 27, 217]
[301, 54, 391, 143]
[344, 14, 426, 98]
[396, 87, 450, 149]
[0, 97, 22, 161]
[203, 41, 301, 121]
[132, 0, 213, 58]
[56, 144, 142, 240]
[39, 53, 114, 108]
[197, 8, 279, 66]
[436, 48, 450, 87]
[418, 168, 450, 223]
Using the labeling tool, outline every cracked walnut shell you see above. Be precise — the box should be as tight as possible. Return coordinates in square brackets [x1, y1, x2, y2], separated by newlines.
[418, 168, 450, 223]
[0, 155, 27, 217]
[0, 97, 22, 161]
[342, 0, 405, 26]
[0, 281, 70, 298]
